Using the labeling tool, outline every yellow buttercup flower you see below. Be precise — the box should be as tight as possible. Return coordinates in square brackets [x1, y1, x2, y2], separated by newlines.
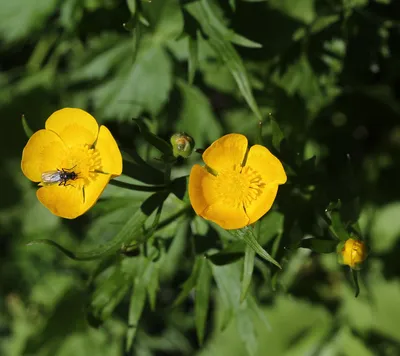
[189, 133, 287, 229]
[21, 108, 122, 219]
[340, 238, 367, 269]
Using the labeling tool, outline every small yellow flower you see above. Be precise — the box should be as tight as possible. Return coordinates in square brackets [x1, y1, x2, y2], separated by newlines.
[340, 238, 368, 269]
[189, 133, 287, 229]
[21, 108, 122, 219]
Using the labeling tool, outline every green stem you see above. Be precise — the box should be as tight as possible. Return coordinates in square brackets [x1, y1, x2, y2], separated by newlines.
[109, 179, 167, 192]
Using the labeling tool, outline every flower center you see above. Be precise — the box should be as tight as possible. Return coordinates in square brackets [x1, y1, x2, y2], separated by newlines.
[60, 144, 102, 188]
[215, 164, 265, 209]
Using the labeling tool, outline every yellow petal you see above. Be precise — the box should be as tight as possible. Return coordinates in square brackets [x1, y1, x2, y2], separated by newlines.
[246, 184, 279, 225]
[21, 129, 68, 182]
[36, 173, 110, 219]
[37, 185, 86, 219]
[202, 133, 248, 172]
[189, 164, 249, 229]
[81, 173, 111, 213]
[45, 108, 99, 148]
[202, 202, 249, 230]
[189, 165, 218, 216]
[246, 145, 287, 185]
[95, 125, 123, 176]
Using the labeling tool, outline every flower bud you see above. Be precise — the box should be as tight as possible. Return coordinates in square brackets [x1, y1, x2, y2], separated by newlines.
[337, 238, 368, 270]
[170, 133, 195, 158]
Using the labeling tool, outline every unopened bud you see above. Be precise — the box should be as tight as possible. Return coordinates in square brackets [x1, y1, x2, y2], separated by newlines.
[337, 238, 368, 270]
[170, 133, 195, 158]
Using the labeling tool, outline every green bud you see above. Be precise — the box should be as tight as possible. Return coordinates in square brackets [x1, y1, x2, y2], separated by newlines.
[170, 133, 195, 158]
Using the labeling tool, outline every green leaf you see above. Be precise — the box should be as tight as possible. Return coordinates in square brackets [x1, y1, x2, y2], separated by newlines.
[240, 245, 255, 302]
[228, 227, 281, 268]
[188, 35, 199, 84]
[186, 1, 262, 120]
[122, 151, 164, 185]
[176, 79, 222, 147]
[189, 0, 261, 49]
[267, 0, 316, 24]
[146, 261, 159, 311]
[27, 192, 168, 260]
[172, 257, 201, 307]
[270, 115, 285, 152]
[351, 269, 360, 298]
[142, 0, 184, 42]
[90, 258, 134, 321]
[211, 262, 241, 330]
[300, 238, 337, 254]
[326, 200, 349, 241]
[134, 119, 172, 156]
[84, 43, 173, 121]
[127, 0, 136, 15]
[21, 115, 33, 138]
[126, 268, 147, 351]
[370, 202, 400, 253]
[207, 241, 245, 266]
[195, 258, 212, 345]
[0, 0, 59, 44]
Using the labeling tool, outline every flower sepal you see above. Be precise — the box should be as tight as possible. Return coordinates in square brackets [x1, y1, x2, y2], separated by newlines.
[170, 132, 195, 159]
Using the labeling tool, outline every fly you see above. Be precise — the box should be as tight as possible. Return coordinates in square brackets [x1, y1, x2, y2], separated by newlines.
[41, 167, 79, 186]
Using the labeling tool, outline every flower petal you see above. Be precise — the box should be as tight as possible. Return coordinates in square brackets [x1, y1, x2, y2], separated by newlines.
[36, 173, 111, 219]
[95, 125, 123, 176]
[45, 108, 99, 148]
[189, 164, 249, 229]
[189, 165, 219, 216]
[246, 145, 287, 185]
[246, 184, 279, 225]
[81, 173, 112, 213]
[202, 202, 249, 230]
[37, 185, 86, 219]
[21, 129, 68, 182]
[202, 133, 248, 172]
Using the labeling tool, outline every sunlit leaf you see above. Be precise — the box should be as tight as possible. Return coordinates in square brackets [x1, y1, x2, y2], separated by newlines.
[229, 227, 281, 268]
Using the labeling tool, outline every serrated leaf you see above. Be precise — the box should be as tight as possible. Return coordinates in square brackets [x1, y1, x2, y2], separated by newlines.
[186, 1, 262, 120]
[195, 258, 211, 345]
[240, 245, 255, 302]
[142, 0, 184, 42]
[229, 227, 281, 268]
[86, 43, 172, 121]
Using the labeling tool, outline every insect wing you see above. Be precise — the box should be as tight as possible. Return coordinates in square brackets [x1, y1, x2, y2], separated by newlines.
[41, 170, 62, 185]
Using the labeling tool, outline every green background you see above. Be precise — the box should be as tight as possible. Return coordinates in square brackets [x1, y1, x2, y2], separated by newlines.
[1, 0, 400, 355]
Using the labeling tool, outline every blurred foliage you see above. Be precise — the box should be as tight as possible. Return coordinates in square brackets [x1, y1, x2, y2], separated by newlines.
[1, 0, 400, 355]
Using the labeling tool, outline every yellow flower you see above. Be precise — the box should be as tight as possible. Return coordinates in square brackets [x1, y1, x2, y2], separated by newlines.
[189, 133, 287, 229]
[21, 108, 122, 219]
[340, 238, 368, 269]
